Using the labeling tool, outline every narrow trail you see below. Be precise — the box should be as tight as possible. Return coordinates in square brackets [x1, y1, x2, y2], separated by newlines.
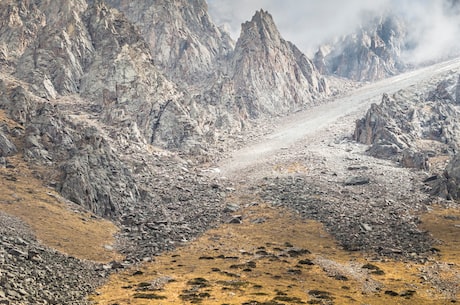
[218, 58, 460, 179]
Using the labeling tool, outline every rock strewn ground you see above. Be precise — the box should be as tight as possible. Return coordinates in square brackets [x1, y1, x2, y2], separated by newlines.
[0, 212, 104, 305]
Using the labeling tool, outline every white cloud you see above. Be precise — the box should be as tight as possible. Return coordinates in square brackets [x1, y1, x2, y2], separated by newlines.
[207, 0, 389, 53]
[207, 0, 460, 63]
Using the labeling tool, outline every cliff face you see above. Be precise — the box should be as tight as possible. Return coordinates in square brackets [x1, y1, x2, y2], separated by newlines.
[104, 0, 234, 89]
[315, 15, 408, 81]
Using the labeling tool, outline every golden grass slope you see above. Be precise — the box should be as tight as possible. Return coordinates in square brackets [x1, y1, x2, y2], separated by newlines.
[91, 198, 460, 305]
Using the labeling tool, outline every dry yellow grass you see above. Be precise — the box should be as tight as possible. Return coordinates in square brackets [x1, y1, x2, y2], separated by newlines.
[273, 162, 309, 174]
[419, 207, 460, 263]
[91, 201, 460, 305]
[0, 110, 121, 262]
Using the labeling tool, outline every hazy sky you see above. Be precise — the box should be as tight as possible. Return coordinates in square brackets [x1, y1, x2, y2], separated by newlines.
[207, 0, 460, 63]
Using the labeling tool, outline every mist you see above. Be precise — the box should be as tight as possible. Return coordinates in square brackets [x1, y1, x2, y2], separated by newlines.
[207, 0, 460, 64]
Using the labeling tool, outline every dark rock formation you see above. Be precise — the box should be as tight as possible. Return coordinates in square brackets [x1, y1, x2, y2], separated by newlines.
[354, 72, 460, 200]
[0, 130, 16, 157]
[429, 154, 460, 200]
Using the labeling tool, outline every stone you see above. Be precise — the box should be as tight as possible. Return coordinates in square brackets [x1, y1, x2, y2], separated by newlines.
[223, 203, 240, 213]
[344, 176, 370, 186]
[7, 248, 26, 257]
[228, 215, 243, 224]
[0, 131, 17, 157]
[361, 223, 373, 231]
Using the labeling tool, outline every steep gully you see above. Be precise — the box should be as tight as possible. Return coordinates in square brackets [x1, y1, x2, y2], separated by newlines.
[218, 58, 460, 178]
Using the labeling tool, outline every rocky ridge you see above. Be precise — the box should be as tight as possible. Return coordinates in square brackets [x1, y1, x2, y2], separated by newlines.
[315, 15, 408, 82]
[354, 72, 460, 199]
[230, 10, 328, 118]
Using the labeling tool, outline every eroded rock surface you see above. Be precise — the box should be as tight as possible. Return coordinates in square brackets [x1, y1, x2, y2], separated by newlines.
[315, 15, 407, 81]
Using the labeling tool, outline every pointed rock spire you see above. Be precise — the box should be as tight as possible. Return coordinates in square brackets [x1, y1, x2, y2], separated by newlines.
[232, 9, 328, 118]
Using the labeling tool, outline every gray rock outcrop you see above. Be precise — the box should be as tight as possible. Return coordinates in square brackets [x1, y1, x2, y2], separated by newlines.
[429, 154, 460, 200]
[231, 10, 328, 118]
[104, 0, 234, 89]
[354, 72, 460, 200]
[315, 15, 407, 81]
[354, 75, 460, 169]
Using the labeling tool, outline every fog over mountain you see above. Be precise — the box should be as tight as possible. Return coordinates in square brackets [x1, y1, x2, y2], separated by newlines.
[208, 0, 460, 64]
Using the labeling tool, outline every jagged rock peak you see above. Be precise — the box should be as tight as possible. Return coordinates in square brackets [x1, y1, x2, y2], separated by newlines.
[231, 9, 328, 118]
[239, 9, 282, 48]
[316, 14, 408, 81]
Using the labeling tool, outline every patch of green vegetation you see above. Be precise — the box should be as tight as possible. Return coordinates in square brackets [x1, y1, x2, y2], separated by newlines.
[180, 292, 211, 303]
[217, 280, 250, 288]
[400, 290, 416, 298]
[251, 292, 269, 296]
[362, 263, 385, 275]
[384, 290, 399, 297]
[308, 290, 333, 300]
[273, 295, 306, 303]
[230, 261, 257, 269]
[220, 270, 241, 278]
[298, 259, 314, 265]
[287, 268, 302, 275]
[333, 274, 348, 281]
[132, 293, 167, 300]
[242, 301, 284, 305]
[287, 248, 310, 257]
[187, 277, 210, 288]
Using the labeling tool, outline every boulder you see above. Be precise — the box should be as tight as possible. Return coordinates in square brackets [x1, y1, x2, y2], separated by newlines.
[0, 131, 16, 157]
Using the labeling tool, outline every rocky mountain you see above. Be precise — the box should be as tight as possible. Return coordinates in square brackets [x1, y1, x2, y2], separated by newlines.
[0, 0, 332, 263]
[314, 15, 408, 81]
